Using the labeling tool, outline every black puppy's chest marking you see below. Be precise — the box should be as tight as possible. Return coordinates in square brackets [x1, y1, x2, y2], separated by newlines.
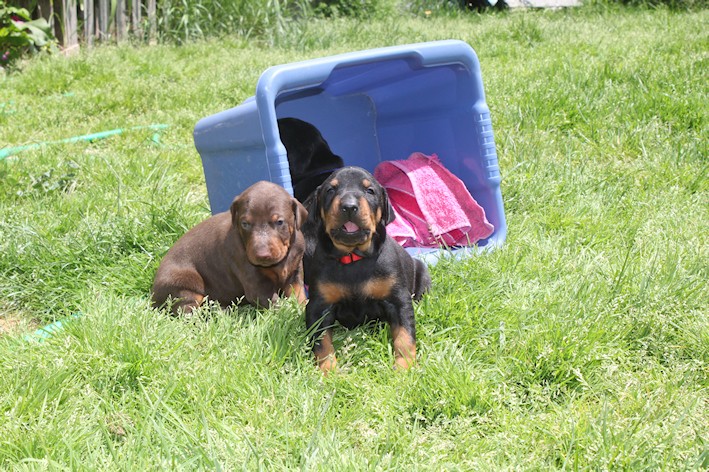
[315, 275, 395, 305]
[317, 281, 351, 304]
[360, 275, 396, 299]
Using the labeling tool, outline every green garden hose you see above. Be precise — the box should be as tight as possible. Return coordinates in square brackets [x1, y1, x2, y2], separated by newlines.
[0, 124, 169, 160]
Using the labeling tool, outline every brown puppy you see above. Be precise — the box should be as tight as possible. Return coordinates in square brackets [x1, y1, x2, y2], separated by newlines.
[303, 167, 431, 373]
[152, 181, 308, 314]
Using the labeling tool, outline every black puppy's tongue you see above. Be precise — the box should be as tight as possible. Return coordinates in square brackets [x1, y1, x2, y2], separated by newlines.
[342, 221, 359, 233]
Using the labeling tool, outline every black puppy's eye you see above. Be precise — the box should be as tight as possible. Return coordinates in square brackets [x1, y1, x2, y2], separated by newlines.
[241, 220, 251, 230]
[326, 187, 336, 195]
[366, 187, 376, 195]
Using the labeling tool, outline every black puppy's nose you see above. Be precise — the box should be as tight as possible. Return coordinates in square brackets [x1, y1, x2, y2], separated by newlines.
[340, 195, 359, 217]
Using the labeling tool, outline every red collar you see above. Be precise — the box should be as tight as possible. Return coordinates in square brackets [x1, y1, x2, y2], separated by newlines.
[339, 253, 364, 264]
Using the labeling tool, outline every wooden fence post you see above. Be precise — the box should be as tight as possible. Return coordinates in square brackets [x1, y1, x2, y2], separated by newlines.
[97, 0, 110, 41]
[131, 0, 143, 39]
[147, 0, 157, 44]
[116, 0, 127, 41]
[33, 0, 54, 23]
[55, 0, 80, 54]
[84, 0, 95, 46]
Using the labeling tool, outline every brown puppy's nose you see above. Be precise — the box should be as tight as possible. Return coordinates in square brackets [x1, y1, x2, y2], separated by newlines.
[250, 237, 277, 264]
[254, 245, 273, 260]
[340, 195, 359, 218]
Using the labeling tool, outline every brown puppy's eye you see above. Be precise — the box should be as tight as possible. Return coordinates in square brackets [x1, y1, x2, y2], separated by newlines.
[241, 221, 251, 230]
[276, 219, 285, 227]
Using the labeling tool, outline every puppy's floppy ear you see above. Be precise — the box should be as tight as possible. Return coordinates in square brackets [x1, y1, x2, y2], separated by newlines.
[303, 186, 322, 225]
[292, 198, 308, 229]
[380, 186, 396, 226]
[230, 195, 242, 227]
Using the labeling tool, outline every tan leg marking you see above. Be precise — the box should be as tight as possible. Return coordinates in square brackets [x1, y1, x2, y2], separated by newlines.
[172, 291, 205, 314]
[286, 283, 307, 305]
[391, 325, 416, 370]
[314, 329, 337, 374]
[290, 284, 308, 305]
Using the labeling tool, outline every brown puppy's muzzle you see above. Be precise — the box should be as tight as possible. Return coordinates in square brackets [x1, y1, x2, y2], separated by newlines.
[245, 230, 289, 267]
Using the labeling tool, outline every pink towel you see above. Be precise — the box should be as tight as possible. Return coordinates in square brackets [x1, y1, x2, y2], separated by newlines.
[374, 152, 494, 248]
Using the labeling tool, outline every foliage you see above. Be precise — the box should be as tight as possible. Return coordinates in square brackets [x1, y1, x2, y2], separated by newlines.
[312, 0, 399, 18]
[156, 0, 305, 44]
[600, 0, 708, 8]
[148, 0, 487, 44]
[0, 1, 56, 68]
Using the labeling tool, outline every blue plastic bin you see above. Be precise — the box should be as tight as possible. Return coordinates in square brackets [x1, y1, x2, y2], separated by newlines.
[193, 40, 506, 257]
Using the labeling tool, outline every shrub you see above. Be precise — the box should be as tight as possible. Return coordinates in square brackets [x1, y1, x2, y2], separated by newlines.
[591, 0, 707, 8]
[312, 0, 399, 18]
[0, 1, 56, 69]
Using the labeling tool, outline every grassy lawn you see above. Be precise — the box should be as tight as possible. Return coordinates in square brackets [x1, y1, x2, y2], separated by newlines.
[1, 5, 707, 470]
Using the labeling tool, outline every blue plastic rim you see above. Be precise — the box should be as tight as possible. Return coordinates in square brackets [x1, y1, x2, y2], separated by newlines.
[194, 40, 506, 250]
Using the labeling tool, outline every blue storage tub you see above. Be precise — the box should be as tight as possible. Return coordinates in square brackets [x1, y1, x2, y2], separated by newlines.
[193, 40, 506, 259]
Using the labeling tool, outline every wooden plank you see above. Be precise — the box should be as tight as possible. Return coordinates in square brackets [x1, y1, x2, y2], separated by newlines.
[55, 0, 80, 53]
[34, 0, 54, 22]
[131, 0, 142, 39]
[116, 0, 127, 41]
[98, 0, 110, 41]
[16, 0, 33, 11]
[84, 0, 95, 46]
[147, 0, 157, 44]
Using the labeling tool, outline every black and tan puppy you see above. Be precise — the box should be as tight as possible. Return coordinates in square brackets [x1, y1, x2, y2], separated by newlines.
[277, 117, 344, 203]
[302, 166, 431, 373]
[152, 181, 308, 314]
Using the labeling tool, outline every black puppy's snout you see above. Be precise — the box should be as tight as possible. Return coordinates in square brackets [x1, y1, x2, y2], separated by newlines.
[340, 195, 359, 217]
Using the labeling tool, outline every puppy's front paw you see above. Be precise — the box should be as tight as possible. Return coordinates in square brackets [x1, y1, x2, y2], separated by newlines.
[392, 325, 416, 370]
[393, 354, 415, 370]
[318, 354, 338, 375]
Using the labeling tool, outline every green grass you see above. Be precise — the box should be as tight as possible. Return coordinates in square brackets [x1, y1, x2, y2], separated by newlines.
[1, 5, 707, 470]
